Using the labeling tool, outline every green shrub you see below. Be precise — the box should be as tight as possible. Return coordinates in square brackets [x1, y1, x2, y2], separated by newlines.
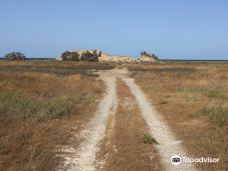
[61, 51, 80, 61]
[4, 52, 26, 61]
[80, 51, 98, 62]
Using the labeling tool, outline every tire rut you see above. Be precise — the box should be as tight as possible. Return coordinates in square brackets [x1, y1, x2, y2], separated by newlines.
[58, 68, 198, 171]
[123, 78, 197, 171]
[96, 79, 163, 171]
[59, 77, 117, 171]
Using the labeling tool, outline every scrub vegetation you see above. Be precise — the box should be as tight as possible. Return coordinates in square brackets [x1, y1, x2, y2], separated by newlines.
[0, 61, 115, 170]
[130, 62, 228, 171]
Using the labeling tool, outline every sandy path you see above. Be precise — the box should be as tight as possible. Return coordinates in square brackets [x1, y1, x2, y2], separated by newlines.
[60, 77, 117, 171]
[123, 78, 197, 171]
[96, 79, 163, 171]
[59, 68, 197, 171]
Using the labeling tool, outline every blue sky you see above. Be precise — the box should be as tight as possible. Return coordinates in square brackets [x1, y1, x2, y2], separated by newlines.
[0, 0, 228, 59]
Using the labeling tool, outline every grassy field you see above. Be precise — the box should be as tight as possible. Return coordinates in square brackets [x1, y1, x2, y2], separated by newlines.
[0, 61, 115, 170]
[129, 62, 228, 171]
[0, 61, 227, 170]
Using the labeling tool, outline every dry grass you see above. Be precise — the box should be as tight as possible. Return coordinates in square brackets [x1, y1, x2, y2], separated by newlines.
[0, 62, 106, 170]
[96, 79, 163, 171]
[130, 62, 228, 171]
[0, 61, 116, 75]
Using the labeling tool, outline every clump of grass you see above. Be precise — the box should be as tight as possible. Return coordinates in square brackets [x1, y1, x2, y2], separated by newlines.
[206, 88, 225, 98]
[177, 88, 197, 95]
[177, 88, 198, 103]
[0, 91, 37, 119]
[85, 95, 96, 105]
[143, 134, 158, 144]
[0, 91, 72, 121]
[38, 96, 72, 120]
[186, 94, 197, 103]
[199, 104, 228, 126]
[177, 87, 226, 102]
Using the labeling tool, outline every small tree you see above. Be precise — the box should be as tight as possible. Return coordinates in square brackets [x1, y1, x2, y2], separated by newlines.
[5, 52, 26, 61]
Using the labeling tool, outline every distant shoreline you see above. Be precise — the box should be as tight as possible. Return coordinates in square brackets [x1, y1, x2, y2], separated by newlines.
[0, 57, 228, 62]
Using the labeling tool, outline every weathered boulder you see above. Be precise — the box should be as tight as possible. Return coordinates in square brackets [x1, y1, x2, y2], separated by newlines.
[4, 52, 26, 61]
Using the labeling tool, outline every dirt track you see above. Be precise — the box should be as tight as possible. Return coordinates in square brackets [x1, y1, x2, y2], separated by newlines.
[59, 69, 197, 171]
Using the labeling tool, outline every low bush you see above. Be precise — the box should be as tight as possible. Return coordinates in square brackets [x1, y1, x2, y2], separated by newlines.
[61, 51, 80, 61]
[80, 51, 98, 62]
[5, 52, 26, 61]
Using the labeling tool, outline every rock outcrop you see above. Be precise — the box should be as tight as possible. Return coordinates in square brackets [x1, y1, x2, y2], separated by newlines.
[99, 51, 159, 63]
[59, 49, 159, 63]
[99, 53, 134, 62]
[99, 52, 135, 62]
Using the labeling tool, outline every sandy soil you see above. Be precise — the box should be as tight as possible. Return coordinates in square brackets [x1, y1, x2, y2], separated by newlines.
[123, 78, 197, 171]
[59, 76, 117, 171]
[95, 79, 163, 171]
[59, 68, 198, 171]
